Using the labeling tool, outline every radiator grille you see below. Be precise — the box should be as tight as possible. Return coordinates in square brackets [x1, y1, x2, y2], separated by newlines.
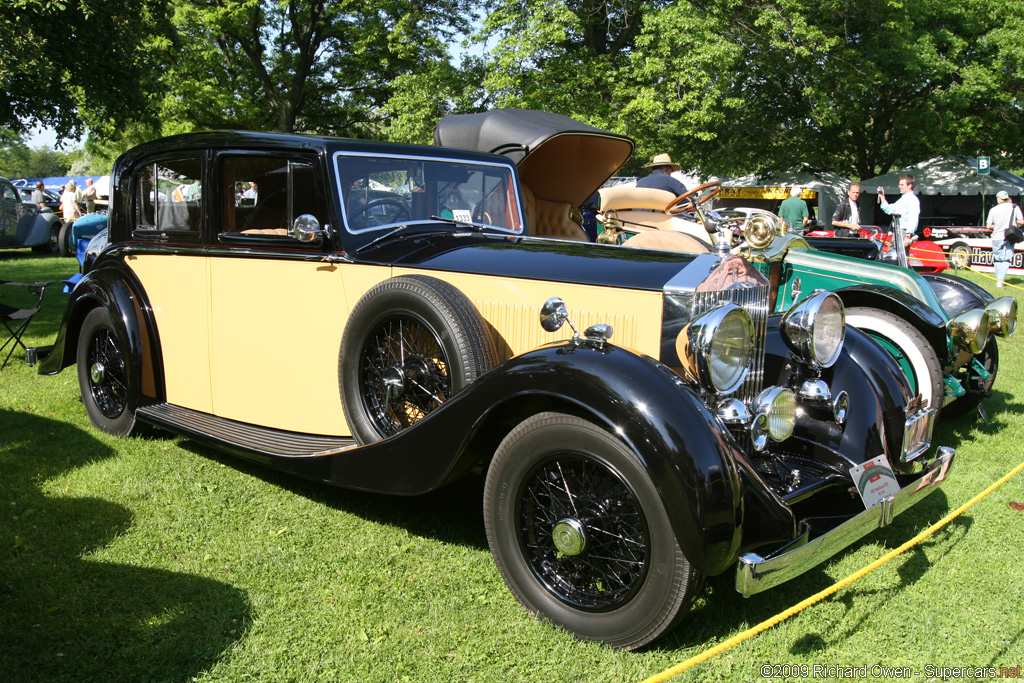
[691, 284, 771, 404]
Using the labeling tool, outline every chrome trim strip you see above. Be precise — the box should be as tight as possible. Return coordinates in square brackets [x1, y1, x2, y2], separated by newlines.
[735, 446, 955, 597]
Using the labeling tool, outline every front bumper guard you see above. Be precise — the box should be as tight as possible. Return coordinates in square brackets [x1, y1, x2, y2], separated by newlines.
[736, 446, 955, 597]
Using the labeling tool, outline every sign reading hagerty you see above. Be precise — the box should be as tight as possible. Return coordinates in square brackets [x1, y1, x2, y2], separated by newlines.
[850, 454, 900, 509]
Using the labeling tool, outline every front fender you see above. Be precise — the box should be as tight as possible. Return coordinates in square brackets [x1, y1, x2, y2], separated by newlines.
[922, 271, 994, 317]
[831, 285, 949, 353]
[325, 342, 771, 576]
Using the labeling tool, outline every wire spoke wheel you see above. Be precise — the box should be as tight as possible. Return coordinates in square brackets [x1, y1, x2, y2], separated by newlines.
[360, 315, 452, 437]
[484, 412, 700, 649]
[87, 327, 129, 419]
[76, 307, 138, 436]
[519, 454, 648, 610]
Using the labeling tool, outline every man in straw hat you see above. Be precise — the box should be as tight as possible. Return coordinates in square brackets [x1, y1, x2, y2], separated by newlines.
[636, 153, 688, 196]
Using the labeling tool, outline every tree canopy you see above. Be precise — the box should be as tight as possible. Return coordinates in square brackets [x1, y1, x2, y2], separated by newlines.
[2, 0, 1021, 180]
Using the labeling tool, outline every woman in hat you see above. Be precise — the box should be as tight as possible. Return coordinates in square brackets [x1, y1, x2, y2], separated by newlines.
[636, 153, 688, 195]
[61, 179, 83, 223]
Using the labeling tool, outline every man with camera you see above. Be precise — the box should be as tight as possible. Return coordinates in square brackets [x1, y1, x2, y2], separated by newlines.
[877, 175, 920, 263]
[987, 190, 1023, 288]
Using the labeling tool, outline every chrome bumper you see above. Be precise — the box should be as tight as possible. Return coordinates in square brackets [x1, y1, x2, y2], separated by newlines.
[902, 397, 936, 463]
[736, 446, 955, 597]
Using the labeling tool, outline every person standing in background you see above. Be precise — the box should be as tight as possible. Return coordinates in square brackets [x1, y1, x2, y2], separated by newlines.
[987, 190, 1024, 288]
[831, 183, 862, 237]
[778, 186, 809, 233]
[61, 180, 82, 223]
[81, 178, 98, 213]
[30, 181, 47, 209]
[877, 174, 920, 249]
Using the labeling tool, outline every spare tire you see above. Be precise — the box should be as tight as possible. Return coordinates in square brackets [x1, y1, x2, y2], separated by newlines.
[339, 275, 499, 445]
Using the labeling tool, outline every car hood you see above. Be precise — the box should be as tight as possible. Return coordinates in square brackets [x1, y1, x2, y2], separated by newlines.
[377, 232, 732, 293]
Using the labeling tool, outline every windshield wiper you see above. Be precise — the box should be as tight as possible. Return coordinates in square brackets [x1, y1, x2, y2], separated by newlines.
[354, 224, 407, 254]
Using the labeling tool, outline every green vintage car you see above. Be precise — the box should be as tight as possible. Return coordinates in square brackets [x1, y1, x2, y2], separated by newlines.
[434, 110, 1017, 420]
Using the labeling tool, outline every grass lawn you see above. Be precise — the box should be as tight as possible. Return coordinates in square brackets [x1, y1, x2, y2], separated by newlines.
[2, 250, 1023, 682]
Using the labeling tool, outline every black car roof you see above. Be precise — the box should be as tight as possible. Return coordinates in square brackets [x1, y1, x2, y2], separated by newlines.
[114, 130, 515, 170]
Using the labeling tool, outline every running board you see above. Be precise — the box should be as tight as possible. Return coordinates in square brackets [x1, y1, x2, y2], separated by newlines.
[136, 403, 356, 459]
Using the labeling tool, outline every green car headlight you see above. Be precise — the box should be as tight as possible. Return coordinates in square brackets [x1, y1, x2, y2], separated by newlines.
[985, 297, 1017, 338]
[780, 290, 846, 369]
[948, 309, 991, 355]
[676, 303, 754, 395]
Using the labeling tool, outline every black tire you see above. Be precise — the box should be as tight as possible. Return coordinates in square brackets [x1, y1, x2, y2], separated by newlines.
[483, 412, 702, 650]
[948, 242, 971, 270]
[846, 307, 944, 417]
[339, 275, 498, 444]
[58, 221, 74, 257]
[942, 336, 999, 418]
[77, 307, 138, 436]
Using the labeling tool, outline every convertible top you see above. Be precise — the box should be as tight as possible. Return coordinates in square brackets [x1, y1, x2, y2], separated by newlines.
[434, 109, 634, 208]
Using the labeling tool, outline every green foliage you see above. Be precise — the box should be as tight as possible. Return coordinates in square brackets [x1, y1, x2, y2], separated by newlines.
[0, 0, 175, 142]
[154, 0, 477, 138]
[621, 0, 1024, 178]
[0, 134, 73, 178]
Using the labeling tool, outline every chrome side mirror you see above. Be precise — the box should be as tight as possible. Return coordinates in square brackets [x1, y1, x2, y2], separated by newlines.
[540, 297, 569, 332]
[293, 214, 322, 243]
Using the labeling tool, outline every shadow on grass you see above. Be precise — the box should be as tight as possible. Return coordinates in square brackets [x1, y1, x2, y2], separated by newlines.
[0, 410, 252, 683]
[180, 438, 489, 551]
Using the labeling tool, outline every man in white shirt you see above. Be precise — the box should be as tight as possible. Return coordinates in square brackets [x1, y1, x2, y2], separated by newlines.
[831, 183, 862, 237]
[877, 174, 920, 255]
[987, 190, 1023, 287]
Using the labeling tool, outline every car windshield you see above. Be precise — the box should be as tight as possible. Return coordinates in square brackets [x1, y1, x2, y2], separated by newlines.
[335, 153, 523, 235]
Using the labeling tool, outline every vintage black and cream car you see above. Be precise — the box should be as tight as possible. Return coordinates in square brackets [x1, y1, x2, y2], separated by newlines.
[41, 130, 955, 649]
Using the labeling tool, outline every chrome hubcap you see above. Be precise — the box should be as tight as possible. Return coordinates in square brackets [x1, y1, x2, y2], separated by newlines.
[552, 518, 587, 556]
[382, 366, 405, 400]
[90, 362, 106, 385]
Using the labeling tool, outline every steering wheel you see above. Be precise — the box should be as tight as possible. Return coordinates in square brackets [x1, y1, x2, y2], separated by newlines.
[665, 181, 722, 215]
[348, 198, 412, 224]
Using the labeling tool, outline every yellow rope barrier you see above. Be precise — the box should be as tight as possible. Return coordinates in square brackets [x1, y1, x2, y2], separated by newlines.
[639, 457, 1024, 683]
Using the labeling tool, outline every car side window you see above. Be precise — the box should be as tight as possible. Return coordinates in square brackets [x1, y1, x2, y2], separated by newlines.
[219, 155, 328, 239]
[1, 184, 19, 237]
[133, 157, 203, 236]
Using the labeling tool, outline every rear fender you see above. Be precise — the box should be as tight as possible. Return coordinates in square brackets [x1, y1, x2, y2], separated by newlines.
[38, 265, 164, 401]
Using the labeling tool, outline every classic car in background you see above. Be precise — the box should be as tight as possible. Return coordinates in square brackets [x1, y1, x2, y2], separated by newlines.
[803, 224, 948, 273]
[1, 176, 62, 253]
[934, 234, 1024, 277]
[40, 129, 955, 649]
[433, 110, 1017, 422]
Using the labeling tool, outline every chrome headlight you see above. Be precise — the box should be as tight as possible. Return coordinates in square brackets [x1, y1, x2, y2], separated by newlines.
[985, 297, 1017, 338]
[947, 309, 991, 354]
[780, 290, 845, 368]
[751, 387, 797, 451]
[745, 215, 777, 249]
[676, 303, 754, 395]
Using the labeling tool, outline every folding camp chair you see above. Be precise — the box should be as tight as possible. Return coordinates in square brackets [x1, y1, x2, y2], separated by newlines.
[0, 280, 54, 370]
